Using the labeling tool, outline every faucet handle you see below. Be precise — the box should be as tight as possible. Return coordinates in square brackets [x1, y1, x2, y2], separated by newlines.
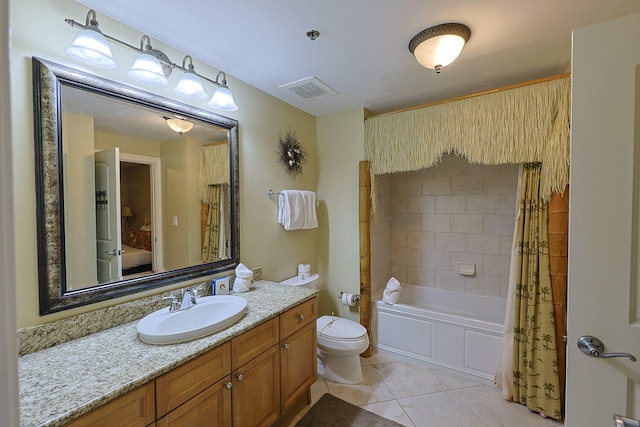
[162, 295, 181, 312]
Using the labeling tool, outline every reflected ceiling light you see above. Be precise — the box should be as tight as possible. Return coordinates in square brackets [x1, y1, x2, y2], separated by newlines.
[164, 117, 194, 135]
[64, 9, 116, 69]
[408, 23, 471, 73]
[65, 9, 239, 110]
[207, 72, 239, 112]
[173, 55, 208, 99]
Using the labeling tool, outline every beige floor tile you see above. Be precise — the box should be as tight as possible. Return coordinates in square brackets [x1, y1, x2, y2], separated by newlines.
[366, 351, 402, 365]
[324, 365, 395, 405]
[398, 391, 488, 427]
[454, 385, 563, 427]
[373, 361, 447, 398]
[431, 369, 482, 390]
[361, 400, 416, 427]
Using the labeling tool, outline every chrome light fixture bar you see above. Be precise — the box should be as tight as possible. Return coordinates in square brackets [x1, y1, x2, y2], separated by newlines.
[65, 9, 238, 111]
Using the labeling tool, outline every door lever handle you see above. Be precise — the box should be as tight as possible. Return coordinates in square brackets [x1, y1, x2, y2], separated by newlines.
[577, 335, 637, 362]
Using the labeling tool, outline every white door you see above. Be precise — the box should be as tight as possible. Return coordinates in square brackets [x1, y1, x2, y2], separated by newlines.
[95, 148, 122, 283]
[567, 13, 640, 427]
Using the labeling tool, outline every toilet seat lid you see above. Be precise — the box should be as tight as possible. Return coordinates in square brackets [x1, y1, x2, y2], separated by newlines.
[316, 315, 367, 341]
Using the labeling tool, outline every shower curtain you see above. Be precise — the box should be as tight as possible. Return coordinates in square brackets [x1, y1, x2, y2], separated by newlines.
[202, 185, 221, 262]
[498, 163, 561, 420]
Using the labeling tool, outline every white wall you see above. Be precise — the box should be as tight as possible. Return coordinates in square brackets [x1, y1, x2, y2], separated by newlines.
[0, 0, 20, 422]
[387, 155, 517, 298]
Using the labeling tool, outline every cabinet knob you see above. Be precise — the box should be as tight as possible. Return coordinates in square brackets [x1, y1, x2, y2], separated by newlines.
[299, 314, 305, 320]
[282, 343, 290, 350]
[236, 373, 244, 381]
[225, 381, 232, 390]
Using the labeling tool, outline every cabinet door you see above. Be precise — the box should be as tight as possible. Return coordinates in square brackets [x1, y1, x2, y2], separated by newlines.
[64, 382, 155, 427]
[232, 345, 280, 427]
[156, 343, 231, 418]
[156, 376, 232, 427]
[280, 320, 317, 412]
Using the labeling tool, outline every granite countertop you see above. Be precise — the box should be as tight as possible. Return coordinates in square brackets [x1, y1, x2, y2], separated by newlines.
[19, 281, 316, 427]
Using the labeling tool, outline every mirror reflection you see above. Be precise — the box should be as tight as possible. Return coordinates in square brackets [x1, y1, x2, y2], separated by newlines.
[62, 86, 231, 289]
[33, 57, 240, 314]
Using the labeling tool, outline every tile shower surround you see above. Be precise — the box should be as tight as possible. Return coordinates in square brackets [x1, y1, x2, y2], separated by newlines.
[376, 155, 518, 298]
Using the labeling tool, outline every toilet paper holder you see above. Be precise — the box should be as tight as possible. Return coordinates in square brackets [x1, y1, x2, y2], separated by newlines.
[338, 292, 360, 303]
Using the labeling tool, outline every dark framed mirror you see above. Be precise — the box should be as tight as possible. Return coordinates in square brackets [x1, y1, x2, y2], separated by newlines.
[33, 57, 240, 315]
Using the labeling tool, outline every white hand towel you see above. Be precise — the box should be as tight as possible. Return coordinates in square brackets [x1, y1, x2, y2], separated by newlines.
[382, 277, 401, 305]
[234, 263, 253, 293]
[277, 190, 317, 230]
[277, 190, 304, 230]
[301, 190, 318, 229]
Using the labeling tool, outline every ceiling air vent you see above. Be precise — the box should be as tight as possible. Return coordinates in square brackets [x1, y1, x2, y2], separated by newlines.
[279, 76, 338, 101]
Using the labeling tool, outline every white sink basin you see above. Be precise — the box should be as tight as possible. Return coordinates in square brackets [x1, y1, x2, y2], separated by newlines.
[136, 295, 247, 345]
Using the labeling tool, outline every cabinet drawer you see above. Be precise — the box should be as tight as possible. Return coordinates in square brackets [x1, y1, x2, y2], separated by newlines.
[156, 375, 232, 427]
[280, 297, 317, 339]
[232, 317, 279, 369]
[156, 343, 231, 418]
[65, 382, 155, 427]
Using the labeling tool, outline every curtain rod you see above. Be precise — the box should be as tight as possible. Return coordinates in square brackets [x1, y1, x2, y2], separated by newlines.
[365, 73, 571, 121]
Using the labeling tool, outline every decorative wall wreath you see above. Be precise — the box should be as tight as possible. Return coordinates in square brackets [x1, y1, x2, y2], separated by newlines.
[277, 128, 308, 176]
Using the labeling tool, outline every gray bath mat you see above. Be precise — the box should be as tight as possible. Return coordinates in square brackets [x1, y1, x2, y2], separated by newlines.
[295, 393, 404, 427]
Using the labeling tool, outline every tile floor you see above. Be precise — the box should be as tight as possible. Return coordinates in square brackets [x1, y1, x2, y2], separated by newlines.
[289, 351, 564, 427]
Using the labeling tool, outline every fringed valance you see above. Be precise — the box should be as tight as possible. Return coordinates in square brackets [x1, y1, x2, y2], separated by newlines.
[365, 75, 570, 204]
[198, 143, 230, 203]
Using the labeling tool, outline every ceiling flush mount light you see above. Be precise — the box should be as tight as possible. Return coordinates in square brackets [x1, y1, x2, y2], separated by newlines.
[164, 117, 194, 135]
[65, 9, 238, 110]
[65, 9, 116, 69]
[408, 23, 471, 73]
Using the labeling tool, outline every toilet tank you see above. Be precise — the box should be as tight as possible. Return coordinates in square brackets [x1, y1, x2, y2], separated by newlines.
[280, 273, 319, 290]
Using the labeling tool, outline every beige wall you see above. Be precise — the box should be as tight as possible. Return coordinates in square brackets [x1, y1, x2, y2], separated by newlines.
[316, 108, 365, 322]
[11, 0, 318, 328]
[62, 112, 98, 289]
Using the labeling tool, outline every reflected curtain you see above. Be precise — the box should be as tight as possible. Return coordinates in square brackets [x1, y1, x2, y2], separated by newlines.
[202, 185, 221, 262]
[500, 163, 561, 420]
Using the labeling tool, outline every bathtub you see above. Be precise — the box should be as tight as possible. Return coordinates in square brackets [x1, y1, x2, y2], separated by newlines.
[372, 284, 506, 383]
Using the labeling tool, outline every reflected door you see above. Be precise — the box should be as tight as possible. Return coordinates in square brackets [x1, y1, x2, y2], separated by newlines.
[95, 147, 122, 283]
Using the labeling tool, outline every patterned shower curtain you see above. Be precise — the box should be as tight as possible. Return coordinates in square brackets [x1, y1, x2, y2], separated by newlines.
[510, 163, 562, 420]
[202, 185, 221, 262]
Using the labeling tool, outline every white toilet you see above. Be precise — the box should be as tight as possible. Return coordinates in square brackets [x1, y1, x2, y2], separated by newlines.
[281, 273, 369, 384]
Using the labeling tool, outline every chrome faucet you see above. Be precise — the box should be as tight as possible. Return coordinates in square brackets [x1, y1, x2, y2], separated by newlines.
[180, 288, 198, 310]
[163, 287, 201, 312]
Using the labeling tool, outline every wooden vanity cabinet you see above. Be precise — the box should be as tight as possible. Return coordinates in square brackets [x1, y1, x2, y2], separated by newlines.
[155, 343, 231, 425]
[279, 297, 317, 413]
[64, 382, 155, 427]
[231, 317, 280, 427]
[156, 375, 231, 427]
[62, 297, 317, 427]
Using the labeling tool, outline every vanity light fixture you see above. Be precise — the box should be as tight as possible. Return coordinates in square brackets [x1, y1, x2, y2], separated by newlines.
[408, 23, 471, 73]
[127, 35, 170, 86]
[207, 72, 238, 112]
[173, 56, 208, 99]
[65, 9, 239, 110]
[164, 117, 195, 135]
[65, 9, 116, 69]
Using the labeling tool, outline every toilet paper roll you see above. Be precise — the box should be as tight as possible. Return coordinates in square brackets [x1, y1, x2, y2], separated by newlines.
[298, 264, 311, 274]
[341, 293, 357, 307]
